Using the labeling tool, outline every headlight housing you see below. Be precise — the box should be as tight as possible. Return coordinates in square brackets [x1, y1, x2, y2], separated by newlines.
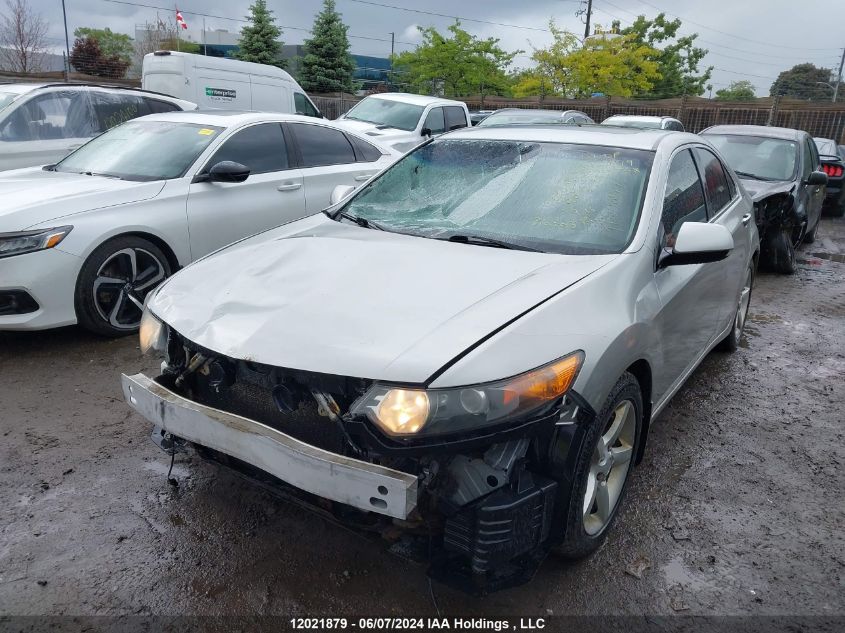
[139, 305, 167, 355]
[350, 352, 584, 438]
[0, 226, 73, 259]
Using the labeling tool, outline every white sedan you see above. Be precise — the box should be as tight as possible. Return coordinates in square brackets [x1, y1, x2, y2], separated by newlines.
[0, 111, 398, 335]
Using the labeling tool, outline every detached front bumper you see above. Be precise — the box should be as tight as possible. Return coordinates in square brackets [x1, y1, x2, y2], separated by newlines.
[121, 372, 419, 519]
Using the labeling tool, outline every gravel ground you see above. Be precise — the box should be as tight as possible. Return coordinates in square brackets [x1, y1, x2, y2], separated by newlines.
[1, 217, 843, 628]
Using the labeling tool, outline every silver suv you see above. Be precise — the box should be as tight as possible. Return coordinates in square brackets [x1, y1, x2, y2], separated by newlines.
[0, 83, 196, 171]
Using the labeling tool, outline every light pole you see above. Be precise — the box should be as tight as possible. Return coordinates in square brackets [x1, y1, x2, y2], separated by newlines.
[817, 81, 836, 102]
[61, 0, 71, 81]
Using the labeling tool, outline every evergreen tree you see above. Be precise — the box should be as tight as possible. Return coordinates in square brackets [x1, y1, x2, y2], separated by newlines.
[236, 0, 285, 69]
[300, 0, 355, 92]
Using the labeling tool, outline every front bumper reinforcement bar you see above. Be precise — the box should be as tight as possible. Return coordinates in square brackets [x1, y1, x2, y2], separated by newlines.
[121, 372, 418, 519]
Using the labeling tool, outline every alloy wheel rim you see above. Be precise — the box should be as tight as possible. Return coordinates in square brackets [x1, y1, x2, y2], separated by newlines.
[583, 399, 636, 536]
[734, 268, 752, 341]
[93, 248, 166, 330]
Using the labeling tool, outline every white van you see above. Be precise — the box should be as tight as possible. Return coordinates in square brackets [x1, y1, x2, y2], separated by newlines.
[142, 51, 322, 117]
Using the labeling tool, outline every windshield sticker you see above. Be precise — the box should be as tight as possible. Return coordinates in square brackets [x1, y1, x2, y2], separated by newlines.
[198, 128, 216, 136]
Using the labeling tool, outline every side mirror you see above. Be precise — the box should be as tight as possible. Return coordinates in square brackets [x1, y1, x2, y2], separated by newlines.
[658, 222, 734, 268]
[806, 170, 828, 186]
[421, 127, 432, 137]
[330, 184, 356, 205]
[206, 161, 250, 183]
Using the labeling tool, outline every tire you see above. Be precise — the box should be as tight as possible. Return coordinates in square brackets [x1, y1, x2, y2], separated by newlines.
[75, 236, 172, 337]
[717, 265, 753, 353]
[554, 372, 643, 560]
[768, 226, 796, 275]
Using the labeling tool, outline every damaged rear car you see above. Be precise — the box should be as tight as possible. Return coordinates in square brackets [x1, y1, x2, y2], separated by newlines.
[123, 126, 759, 593]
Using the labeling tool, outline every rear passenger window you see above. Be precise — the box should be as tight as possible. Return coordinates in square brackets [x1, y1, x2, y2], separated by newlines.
[661, 149, 707, 249]
[294, 93, 320, 118]
[205, 123, 288, 174]
[90, 92, 149, 132]
[423, 108, 445, 134]
[349, 135, 383, 162]
[145, 98, 181, 114]
[693, 147, 732, 213]
[291, 123, 356, 167]
[444, 106, 467, 130]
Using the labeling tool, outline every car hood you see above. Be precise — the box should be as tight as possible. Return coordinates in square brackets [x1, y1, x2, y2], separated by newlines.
[740, 178, 795, 202]
[334, 118, 418, 143]
[149, 215, 616, 383]
[0, 168, 165, 231]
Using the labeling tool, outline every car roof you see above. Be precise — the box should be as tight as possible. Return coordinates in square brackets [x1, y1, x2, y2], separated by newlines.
[363, 92, 465, 107]
[701, 124, 806, 141]
[0, 83, 45, 94]
[603, 114, 678, 123]
[135, 110, 325, 126]
[445, 124, 689, 151]
[489, 108, 587, 116]
[0, 82, 193, 106]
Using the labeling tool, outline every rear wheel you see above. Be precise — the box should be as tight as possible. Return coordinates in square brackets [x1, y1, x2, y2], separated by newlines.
[555, 372, 642, 559]
[718, 265, 753, 352]
[75, 236, 171, 337]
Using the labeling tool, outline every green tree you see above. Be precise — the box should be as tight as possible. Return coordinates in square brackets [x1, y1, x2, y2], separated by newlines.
[236, 0, 284, 68]
[393, 22, 519, 105]
[715, 80, 756, 101]
[300, 0, 355, 93]
[514, 22, 660, 98]
[73, 27, 133, 64]
[770, 63, 836, 101]
[621, 14, 711, 97]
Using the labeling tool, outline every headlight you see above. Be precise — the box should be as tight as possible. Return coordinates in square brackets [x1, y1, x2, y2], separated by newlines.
[139, 306, 167, 355]
[351, 351, 584, 438]
[0, 226, 73, 259]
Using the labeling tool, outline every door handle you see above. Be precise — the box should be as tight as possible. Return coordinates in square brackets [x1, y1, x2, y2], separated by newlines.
[741, 213, 752, 226]
[354, 174, 372, 181]
[277, 182, 302, 191]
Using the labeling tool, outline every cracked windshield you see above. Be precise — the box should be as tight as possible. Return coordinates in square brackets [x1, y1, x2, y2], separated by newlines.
[343, 139, 653, 254]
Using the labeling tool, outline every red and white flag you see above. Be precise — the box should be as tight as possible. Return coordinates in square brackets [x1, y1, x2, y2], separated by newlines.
[176, 10, 187, 29]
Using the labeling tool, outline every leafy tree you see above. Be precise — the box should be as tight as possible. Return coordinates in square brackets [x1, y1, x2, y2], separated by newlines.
[515, 21, 660, 98]
[715, 80, 756, 101]
[393, 22, 519, 105]
[70, 34, 130, 78]
[300, 0, 356, 93]
[74, 28, 133, 63]
[770, 63, 836, 101]
[621, 14, 712, 97]
[236, 0, 285, 68]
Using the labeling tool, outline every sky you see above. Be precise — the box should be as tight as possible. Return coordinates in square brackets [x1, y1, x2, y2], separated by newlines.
[29, 0, 845, 96]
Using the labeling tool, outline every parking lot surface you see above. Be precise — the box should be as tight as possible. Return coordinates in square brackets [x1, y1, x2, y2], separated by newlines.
[1, 218, 844, 620]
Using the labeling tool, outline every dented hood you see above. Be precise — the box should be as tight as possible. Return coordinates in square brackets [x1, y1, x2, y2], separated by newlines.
[149, 215, 616, 383]
[740, 178, 794, 203]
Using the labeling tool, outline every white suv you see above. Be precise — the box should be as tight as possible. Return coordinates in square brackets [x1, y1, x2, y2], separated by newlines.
[0, 83, 196, 171]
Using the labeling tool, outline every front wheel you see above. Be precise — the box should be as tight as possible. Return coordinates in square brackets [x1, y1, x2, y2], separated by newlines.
[554, 372, 643, 559]
[75, 236, 172, 337]
[718, 265, 753, 352]
[768, 225, 796, 274]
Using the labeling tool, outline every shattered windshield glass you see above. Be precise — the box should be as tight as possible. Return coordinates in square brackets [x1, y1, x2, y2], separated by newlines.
[341, 139, 654, 254]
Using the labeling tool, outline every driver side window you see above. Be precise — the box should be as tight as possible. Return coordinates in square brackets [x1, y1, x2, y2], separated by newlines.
[661, 149, 707, 249]
[423, 107, 445, 134]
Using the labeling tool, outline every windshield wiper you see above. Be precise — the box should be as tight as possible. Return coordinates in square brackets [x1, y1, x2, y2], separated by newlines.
[78, 171, 122, 179]
[375, 124, 397, 130]
[735, 170, 775, 182]
[333, 210, 387, 231]
[443, 234, 543, 252]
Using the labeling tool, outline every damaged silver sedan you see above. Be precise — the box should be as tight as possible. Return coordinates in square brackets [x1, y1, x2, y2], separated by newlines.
[123, 125, 759, 593]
